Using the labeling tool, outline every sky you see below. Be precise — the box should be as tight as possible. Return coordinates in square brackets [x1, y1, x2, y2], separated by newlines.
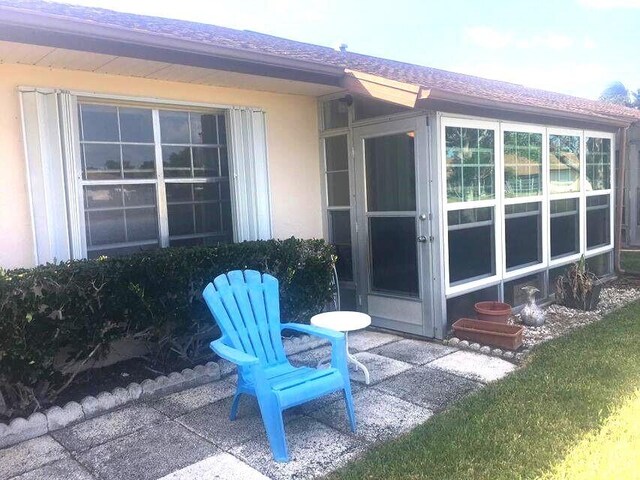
[59, 0, 640, 99]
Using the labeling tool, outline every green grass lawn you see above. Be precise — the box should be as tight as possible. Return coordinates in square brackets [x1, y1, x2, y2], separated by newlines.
[331, 300, 640, 480]
[621, 251, 640, 273]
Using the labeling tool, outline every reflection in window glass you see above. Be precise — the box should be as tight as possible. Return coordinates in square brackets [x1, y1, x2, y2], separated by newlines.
[369, 217, 418, 296]
[325, 135, 350, 207]
[504, 131, 542, 197]
[445, 127, 495, 203]
[365, 133, 415, 212]
[586, 252, 612, 277]
[504, 273, 543, 307]
[505, 202, 542, 270]
[549, 134, 580, 193]
[322, 98, 349, 130]
[586, 137, 611, 191]
[586, 195, 610, 249]
[448, 207, 495, 283]
[550, 198, 579, 259]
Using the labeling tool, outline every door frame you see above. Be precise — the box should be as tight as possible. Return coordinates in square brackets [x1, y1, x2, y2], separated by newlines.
[353, 115, 436, 337]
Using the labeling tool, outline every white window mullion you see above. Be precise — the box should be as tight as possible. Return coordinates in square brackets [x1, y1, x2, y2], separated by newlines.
[152, 109, 169, 248]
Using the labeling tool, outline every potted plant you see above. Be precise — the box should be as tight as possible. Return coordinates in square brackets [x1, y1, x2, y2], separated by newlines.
[555, 255, 601, 311]
[474, 301, 512, 323]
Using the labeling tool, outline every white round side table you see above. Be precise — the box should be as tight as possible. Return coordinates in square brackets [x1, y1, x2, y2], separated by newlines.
[310, 311, 372, 385]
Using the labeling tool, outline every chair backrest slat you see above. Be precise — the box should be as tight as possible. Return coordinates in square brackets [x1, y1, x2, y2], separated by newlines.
[204, 270, 287, 367]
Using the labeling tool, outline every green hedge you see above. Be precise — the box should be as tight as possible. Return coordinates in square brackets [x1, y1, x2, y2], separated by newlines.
[0, 238, 334, 412]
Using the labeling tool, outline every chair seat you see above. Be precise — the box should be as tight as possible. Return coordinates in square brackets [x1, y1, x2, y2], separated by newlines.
[270, 365, 344, 409]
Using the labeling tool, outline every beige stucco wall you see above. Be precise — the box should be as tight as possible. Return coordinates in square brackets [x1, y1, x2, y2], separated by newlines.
[0, 63, 323, 269]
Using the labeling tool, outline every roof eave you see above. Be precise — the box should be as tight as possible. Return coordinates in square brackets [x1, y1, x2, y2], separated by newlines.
[419, 88, 639, 128]
[0, 6, 345, 85]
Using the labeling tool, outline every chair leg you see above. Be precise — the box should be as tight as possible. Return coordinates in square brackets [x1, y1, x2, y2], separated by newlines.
[343, 387, 356, 433]
[257, 396, 289, 462]
[229, 392, 243, 421]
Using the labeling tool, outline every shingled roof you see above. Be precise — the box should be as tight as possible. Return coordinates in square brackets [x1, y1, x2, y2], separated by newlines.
[1, 0, 639, 124]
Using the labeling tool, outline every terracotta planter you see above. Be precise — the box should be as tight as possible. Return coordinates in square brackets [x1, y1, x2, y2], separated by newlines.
[474, 301, 512, 323]
[452, 318, 523, 351]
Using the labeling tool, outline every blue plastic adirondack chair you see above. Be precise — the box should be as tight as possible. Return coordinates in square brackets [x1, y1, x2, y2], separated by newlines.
[202, 270, 356, 462]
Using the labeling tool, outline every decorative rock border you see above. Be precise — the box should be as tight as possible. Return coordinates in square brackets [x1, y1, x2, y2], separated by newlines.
[443, 337, 530, 363]
[0, 333, 321, 450]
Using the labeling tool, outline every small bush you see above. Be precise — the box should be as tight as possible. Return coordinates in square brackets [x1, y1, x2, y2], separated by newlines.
[0, 238, 334, 413]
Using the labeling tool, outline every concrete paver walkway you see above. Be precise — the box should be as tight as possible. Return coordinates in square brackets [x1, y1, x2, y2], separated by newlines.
[0, 330, 516, 480]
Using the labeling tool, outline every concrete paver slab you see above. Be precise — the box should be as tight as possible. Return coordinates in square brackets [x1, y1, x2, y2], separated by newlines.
[230, 416, 365, 480]
[177, 395, 299, 450]
[371, 339, 457, 365]
[349, 352, 412, 385]
[347, 330, 401, 352]
[376, 365, 482, 411]
[0, 435, 67, 480]
[75, 421, 218, 480]
[157, 452, 268, 480]
[51, 404, 167, 452]
[429, 350, 517, 383]
[311, 388, 433, 443]
[149, 380, 236, 418]
[11, 458, 94, 480]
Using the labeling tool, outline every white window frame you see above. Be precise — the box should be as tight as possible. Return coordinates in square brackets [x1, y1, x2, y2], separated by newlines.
[440, 117, 502, 296]
[584, 131, 615, 256]
[74, 99, 233, 258]
[501, 123, 548, 280]
[440, 115, 615, 298]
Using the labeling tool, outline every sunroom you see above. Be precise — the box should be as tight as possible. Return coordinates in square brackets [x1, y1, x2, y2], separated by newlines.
[319, 88, 616, 339]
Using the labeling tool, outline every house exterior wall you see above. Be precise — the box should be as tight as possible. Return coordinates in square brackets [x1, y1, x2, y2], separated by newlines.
[0, 63, 323, 269]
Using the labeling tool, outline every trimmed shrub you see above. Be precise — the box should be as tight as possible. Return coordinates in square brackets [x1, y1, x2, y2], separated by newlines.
[0, 238, 334, 413]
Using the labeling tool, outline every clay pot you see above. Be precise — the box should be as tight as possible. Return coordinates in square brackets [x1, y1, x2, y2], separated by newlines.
[474, 301, 512, 323]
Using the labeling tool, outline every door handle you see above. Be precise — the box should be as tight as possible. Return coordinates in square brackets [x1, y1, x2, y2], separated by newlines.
[417, 235, 428, 243]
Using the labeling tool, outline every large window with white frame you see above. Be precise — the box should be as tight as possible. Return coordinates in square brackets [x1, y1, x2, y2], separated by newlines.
[441, 117, 614, 299]
[78, 102, 233, 258]
[443, 119, 500, 292]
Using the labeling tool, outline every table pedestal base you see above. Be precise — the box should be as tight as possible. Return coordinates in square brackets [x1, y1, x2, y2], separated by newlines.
[317, 332, 370, 385]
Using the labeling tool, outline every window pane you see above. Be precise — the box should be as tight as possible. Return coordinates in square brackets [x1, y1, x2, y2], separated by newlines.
[504, 273, 543, 307]
[167, 204, 195, 235]
[550, 198, 579, 258]
[123, 184, 156, 207]
[190, 113, 219, 144]
[119, 107, 153, 143]
[369, 217, 418, 296]
[194, 203, 221, 233]
[587, 194, 610, 248]
[166, 183, 193, 202]
[505, 202, 542, 270]
[329, 210, 352, 281]
[162, 146, 191, 178]
[322, 98, 348, 130]
[159, 110, 190, 144]
[86, 210, 126, 245]
[327, 171, 350, 207]
[85, 186, 122, 209]
[586, 252, 612, 276]
[446, 285, 499, 327]
[122, 145, 155, 179]
[83, 143, 121, 180]
[353, 96, 410, 121]
[549, 134, 580, 193]
[446, 127, 495, 203]
[365, 133, 415, 212]
[325, 135, 348, 172]
[504, 131, 542, 197]
[448, 207, 495, 283]
[586, 137, 611, 190]
[126, 208, 158, 241]
[193, 147, 219, 177]
[80, 104, 119, 142]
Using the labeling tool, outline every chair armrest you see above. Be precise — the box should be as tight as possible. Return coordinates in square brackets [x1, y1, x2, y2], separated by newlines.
[281, 322, 344, 342]
[210, 338, 259, 367]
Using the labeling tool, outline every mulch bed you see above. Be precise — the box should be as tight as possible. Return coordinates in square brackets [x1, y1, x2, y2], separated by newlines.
[515, 277, 640, 349]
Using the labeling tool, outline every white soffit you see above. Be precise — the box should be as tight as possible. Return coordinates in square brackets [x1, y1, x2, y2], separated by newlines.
[0, 40, 341, 96]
